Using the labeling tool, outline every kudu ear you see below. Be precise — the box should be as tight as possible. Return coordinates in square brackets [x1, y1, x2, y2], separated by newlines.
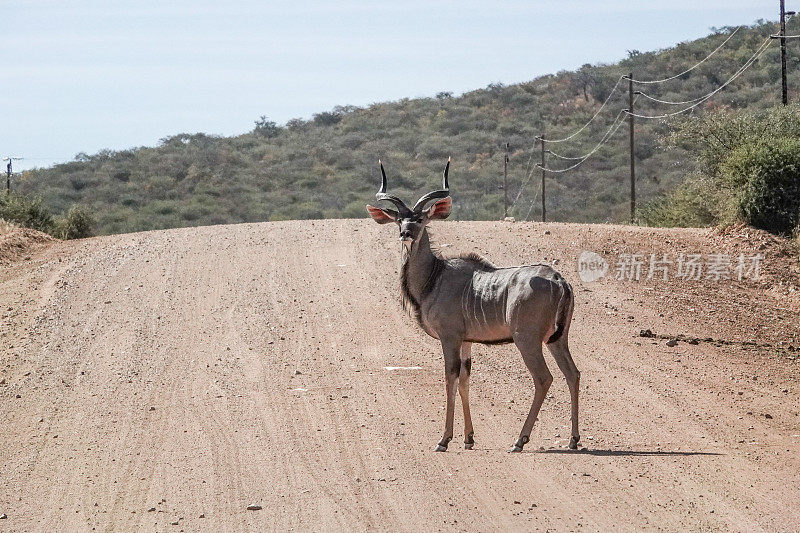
[423, 197, 452, 221]
[366, 204, 398, 224]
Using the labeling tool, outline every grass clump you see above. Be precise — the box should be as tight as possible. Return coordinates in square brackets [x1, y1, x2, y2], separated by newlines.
[0, 192, 55, 233]
[0, 192, 95, 239]
[55, 204, 96, 239]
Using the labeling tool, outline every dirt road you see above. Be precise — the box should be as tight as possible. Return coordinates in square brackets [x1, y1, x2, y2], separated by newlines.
[1, 220, 799, 531]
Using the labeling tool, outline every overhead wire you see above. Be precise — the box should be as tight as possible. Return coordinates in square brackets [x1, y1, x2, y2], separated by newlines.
[543, 27, 744, 146]
[538, 103, 635, 173]
[625, 36, 773, 119]
[634, 90, 710, 106]
[545, 150, 585, 161]
[523, 175, 544, 221]
[508, 147, 539, 217]
[541, 75, 625, 143]
[509, 26, 767, 210]
[543, 38, 769, 168]
[539, 116, 627, 173]
[628, 26, 742, 84]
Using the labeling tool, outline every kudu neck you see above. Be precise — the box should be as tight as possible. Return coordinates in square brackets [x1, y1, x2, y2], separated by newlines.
[401, 228, 440, 302]
[406, 227, 435, 261]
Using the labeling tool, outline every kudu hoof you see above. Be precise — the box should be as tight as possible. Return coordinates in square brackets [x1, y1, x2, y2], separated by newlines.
[508, 435, 529, 453]
[434, 437, 451, 452]
[464, 433, 474, 450]
[569, 436, 581, 450]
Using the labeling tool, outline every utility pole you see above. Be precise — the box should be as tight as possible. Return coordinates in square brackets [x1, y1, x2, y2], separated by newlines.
[771, 1, 796, 104]
[503, 142, 509, 218]
[540, 136, 546, 223]
[2, 157, 22, 194]
[781, 0, 789, 105]
[627, 73, 636, 222]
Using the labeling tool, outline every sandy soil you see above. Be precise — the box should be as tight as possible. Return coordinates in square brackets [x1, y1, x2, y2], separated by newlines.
[1, 219, 799, 532]
[0, 221, 54, 266]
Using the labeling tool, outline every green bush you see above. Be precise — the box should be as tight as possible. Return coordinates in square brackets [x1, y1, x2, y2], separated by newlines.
[668, 104, 800, 178]
[254, 115, 281, 138]
[0, 192, 54, 233]
[721, 139, 800, 234]
[639, 175, 723, 228]
[646, 104, 800, 233]
[55, 205, 96, 239]
[312, 111, 342, 126]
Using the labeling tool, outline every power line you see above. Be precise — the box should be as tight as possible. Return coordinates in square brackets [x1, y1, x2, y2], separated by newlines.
[536, 31, 752, 169]
[629, 26, 742, 84]
[541, 26, 747, 147]
[545, 150, 585, 161]
[523, 173, 544, 221]
[625, 37, 773, 119]
[537, 104, 635, 173]
[504, 141, 547, 221]
[529, 23, 783, 222]
[540, 75, 625, 143]
[508, 146, 539, 217]
[635, 90, 710, 106]
[546, 109, 629, 162]
[508, 148, 535, 212]
[539, 116, 627, 173]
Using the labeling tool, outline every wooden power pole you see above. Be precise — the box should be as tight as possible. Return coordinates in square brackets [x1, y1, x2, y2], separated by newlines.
[627, 73, 636, 222]
[3, 158, 22, 194]
[503, 142, 509, 218]
[781, 0, 789, 105]
[540, 136, 546, 223]
[771, 0, 797, 104]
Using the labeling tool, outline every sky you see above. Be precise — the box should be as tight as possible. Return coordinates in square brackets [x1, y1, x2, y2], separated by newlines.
[1, 1, 779, 171]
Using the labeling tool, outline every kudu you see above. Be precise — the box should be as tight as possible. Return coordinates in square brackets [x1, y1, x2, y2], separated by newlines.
[366, 159, 580, 452]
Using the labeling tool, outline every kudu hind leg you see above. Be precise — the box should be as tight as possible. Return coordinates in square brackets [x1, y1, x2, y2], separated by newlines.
[435, 338, 461, 452]
[459, 342, 475, 449]
[510, 337, 552, 452]
[547, 338, 581, 449]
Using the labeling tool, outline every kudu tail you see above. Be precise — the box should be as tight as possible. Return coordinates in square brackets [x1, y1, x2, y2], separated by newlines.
[546, 280, 573, 344]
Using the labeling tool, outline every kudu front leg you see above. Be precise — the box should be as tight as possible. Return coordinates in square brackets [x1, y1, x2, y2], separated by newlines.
[435, 338, 462, 452]
[510, 337, 552, 453]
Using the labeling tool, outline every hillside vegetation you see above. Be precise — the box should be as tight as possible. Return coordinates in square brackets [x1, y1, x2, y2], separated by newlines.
[641, 104, 800, 236]
[16, 19, 799, 235]
[1, 193, 95, 240]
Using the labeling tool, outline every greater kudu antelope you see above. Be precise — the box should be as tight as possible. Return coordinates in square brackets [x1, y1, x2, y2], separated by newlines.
[366, 159, 580, 452]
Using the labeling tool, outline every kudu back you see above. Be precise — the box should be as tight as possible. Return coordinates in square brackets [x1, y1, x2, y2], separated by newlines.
[367, 159, 580, 452]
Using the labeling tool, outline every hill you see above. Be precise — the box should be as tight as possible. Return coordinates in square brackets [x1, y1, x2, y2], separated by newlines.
[16, 19, 798, 235]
